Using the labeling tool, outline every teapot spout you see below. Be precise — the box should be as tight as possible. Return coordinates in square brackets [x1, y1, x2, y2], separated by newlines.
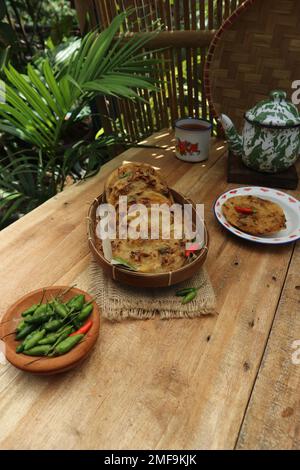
[219, 114, 243, 156]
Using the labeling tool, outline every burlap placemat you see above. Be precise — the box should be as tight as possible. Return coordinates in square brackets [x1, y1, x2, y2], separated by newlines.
[87, 262, 216, 321]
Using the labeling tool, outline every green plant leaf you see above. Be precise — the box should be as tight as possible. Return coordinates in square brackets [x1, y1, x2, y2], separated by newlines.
[111, 257, 138, 271]
[0, 8, 163, 228]
[0, 45, 9, 70]
[27, 65, 63, 116]
[76, 13, 128, 84]
[0, 195, 26, 225]
[5, 65, 56, 124]
[83, 80, 148, 102]
[42, 59, 67, 111]
[0, 121, 26, 139]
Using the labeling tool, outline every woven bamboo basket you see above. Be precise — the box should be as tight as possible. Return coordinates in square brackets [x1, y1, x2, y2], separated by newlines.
[87, 189, 209, 288]
[205, 0, 300, 132]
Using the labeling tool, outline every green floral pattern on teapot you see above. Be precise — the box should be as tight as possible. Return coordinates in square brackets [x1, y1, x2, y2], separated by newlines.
[219, 90, 300, 173]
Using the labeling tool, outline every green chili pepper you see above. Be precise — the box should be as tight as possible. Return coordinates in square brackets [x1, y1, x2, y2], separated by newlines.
[16, 320, 26, 333]
[182, 290, 197, 304]
[175, 288, 196, 297]
[67, 295, 85, 311]
[16, 329, 39, 353]
[47, 326, 74, 352]
[39, 325, 74, 346]
[25, 309, 52, 325]
[33, 304, 48, 315]
[16, 331, 36, 355]
[21, 304, 38, 317]
[54, 334, 84, 356]
[23, 345, 51, 356]
[77, 303, 93, 322]
[44, 318, 64, 332]
[55, 325, 74, 343]
[16, 324, 36, 340]
[16, 343, 25, 353]
[53, 300, 69, 319]
[16, 329, 39, 352]
[24, 329, 46, 351]
[38, 332, 60, 345]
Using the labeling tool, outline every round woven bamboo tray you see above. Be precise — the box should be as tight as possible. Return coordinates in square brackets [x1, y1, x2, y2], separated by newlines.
[87, 189, 209, 288]
[205, 0, 300, 132]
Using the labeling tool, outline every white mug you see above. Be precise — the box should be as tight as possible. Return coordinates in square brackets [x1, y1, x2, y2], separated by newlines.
[175, 118, 212, 163]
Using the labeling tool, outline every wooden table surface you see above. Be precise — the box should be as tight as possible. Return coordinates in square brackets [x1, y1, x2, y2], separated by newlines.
[0, 130, 300, 450]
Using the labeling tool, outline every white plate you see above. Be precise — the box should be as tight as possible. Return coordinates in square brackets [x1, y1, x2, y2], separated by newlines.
[214, 187, 300, 245]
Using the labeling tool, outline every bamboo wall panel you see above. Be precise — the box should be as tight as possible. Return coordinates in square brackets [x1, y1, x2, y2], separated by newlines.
[75, 0, 243, 139]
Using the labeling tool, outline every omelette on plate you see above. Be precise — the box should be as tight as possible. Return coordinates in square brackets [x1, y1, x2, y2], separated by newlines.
[222, 195, 286, 235]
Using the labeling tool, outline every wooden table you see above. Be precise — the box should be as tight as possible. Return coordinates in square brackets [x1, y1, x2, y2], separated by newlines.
[0, 130, 300, 450]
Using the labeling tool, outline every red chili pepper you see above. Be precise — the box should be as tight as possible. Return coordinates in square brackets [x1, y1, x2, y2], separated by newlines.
[70, 320, 93, 337]
[235, 206, 254, 215]
[185, 242, 201, 257]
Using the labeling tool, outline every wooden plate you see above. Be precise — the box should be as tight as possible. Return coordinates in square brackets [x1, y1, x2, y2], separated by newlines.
[0, 286, 100, 375]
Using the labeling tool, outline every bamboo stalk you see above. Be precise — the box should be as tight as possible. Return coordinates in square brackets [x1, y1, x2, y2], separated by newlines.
[200, 0, 205, 30]
[157, 0, 171, 127]
[217, 0, 223, 26]
[89, 0, 99, 29]
[118, 30, 215, 48]
[174, 0, 185, 117]
[224, 0, 230, 19]
[164, 0, 178, 122]
[208, 0, 214, 29]
[74, 0, 89, 32]
[183, 1, 193, 117]
[191, 0, 199, 118]
[148, 0, 165, 130]
[95, 97, 113, 134]
[94, 0, 108, 28]
[231, 0, 238, 13]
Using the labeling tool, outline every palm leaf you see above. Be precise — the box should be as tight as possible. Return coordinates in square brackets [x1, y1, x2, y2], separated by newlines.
[0, 9, 162, 156]
[102, 32, 160, 74]
[5, 65, 56, 125]
[0, 196, 27, 224]
[27, 65, 63, 116]
[42, 60, 68, 111]
[75, 13, 128, 83]
[0, 102, 53, 146]
[82, 80, 146, 101]
[0, 122, 26, 139]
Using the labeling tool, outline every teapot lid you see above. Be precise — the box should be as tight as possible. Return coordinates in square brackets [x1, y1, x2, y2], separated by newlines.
[245, 90, 300, 128]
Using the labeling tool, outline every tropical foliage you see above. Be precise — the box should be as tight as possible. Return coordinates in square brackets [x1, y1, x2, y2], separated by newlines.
[0, 10, 160, 228]
[0, 0, 77, 69]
